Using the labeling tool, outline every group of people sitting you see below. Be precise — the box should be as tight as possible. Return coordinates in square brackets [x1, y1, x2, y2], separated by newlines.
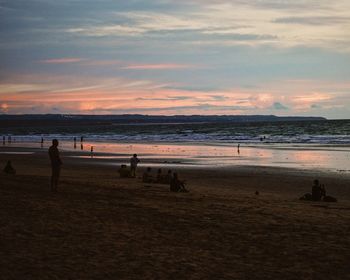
[143, 167, 189, 192]
[142, 167, 172, 184]
[118, 164, 189, 192]
[300, 179, 337, 202]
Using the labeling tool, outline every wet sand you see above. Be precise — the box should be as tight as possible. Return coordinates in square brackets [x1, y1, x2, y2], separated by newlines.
[1, 146, 350, 279]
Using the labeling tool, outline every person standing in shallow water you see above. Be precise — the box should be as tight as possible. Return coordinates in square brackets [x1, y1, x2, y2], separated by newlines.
[49, 139, 62, 192]
[130, 154, 140, 177]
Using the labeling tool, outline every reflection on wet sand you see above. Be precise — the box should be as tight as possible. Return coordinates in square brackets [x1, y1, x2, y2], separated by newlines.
[4, 140, 350, 172]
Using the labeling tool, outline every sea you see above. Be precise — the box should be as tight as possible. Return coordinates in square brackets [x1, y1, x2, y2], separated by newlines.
[1, 119, 349, 172]
[1, 119, 350, 144]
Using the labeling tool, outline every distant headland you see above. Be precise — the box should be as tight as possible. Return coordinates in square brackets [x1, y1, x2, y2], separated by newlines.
[0, 114, 326, 127]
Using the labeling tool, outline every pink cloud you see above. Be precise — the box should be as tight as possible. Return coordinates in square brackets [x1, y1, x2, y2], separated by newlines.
[81, 60, 123, 66]
[39, 58, 85, 64]
[122, 63, 194, 70]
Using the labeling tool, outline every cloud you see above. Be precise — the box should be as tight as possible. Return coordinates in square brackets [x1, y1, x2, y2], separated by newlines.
[39, 58, 85, 64]
[0, 103, 9, 113]
[122, 63, 195, 70]
[135, 96, 192, 101]
[271, 102, 288, 110]
[66, 25, 145, 37]
[274, 16, 350, 25]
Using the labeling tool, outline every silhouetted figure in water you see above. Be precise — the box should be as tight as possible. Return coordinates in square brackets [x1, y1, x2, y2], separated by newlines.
[142, 167, 154, 183]
[3, 160, 16, 175]
[49, 139, 62, 192]
[130, 154, 140, 177]
[80, 136, 84, 143]
[170, 173, 189, 192]
[74, 137, 77, 149]
[237, 143, 240, 154]
[41, 137, 44, 148]
[81, 143, 83, 150]
[90, 146, 94, 158]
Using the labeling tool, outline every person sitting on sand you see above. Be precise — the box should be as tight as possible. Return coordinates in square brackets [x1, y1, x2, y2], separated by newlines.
[170, 173, 189, 193]
[130, 154, 140, 177]
[118, 164, 132, 178]
[156, 168, 163, 183]
[300, 179, 337, 202]
[164, 170, 172, 184]
[142, 167, 154, 183]
[3, 160, 16, 175]
[312, 179, 323, 201]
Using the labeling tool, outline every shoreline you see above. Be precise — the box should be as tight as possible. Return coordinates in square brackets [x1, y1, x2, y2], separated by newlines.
[1, 140, 350, 174]
[1, 145, 350, 199]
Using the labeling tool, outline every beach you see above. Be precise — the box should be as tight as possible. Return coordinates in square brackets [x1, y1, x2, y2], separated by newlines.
[1, 144, 350, 279]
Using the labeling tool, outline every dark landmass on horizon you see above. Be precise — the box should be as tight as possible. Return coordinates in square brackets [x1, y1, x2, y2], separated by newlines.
[0, 114, 326, 127]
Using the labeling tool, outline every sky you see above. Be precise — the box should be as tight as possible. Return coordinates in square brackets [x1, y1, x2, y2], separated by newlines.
[0, 0, 349, 118]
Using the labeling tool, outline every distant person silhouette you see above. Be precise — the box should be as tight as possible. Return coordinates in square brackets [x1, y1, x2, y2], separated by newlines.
[170, 173, 189, 192]
[3, 160, 16, 174]
[74, 137, 77, 149]
[49, 139, 62, 192]
[130, 154, 140, 177]
[41, 137, 44, 148]
[80, 136, 84, 143]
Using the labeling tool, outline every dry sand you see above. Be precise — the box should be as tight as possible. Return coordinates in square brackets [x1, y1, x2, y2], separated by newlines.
[1, 147, 350, 279]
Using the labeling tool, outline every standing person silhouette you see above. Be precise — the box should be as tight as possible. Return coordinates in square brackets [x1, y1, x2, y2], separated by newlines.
[49, 139, 62, 192]
[130, 154, 140, 177]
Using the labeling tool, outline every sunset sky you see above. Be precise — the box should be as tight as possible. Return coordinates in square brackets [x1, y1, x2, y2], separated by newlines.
[1, 0, 349, 118]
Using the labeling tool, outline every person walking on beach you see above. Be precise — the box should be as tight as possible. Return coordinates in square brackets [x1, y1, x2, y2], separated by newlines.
[49, 139, 62, 192]
[130, 154, 140, 177]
